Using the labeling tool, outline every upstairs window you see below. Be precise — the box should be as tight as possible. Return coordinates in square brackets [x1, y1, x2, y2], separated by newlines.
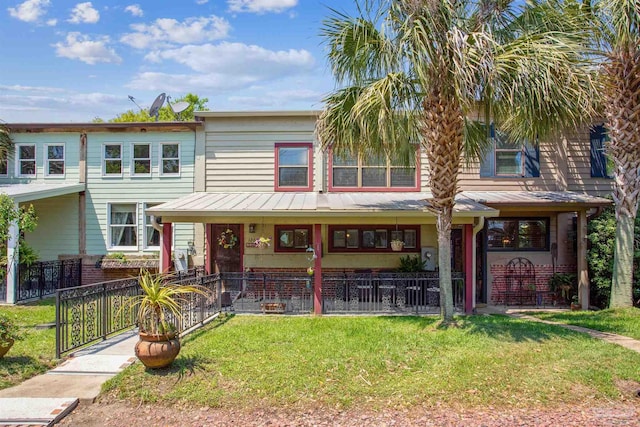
[132, 143, 151, 176]
[160, 143, 180, 175]
[590, 125, 614, 178]
[17, 144, 36, 177]
[45, 144, 65, 176]
[480, 125, 539, 178]
[329, 151, 417, 191]
[487, 218, 549, 251]
[275, 143, 313, 191]
[103, 144, 122, 176]
[108, 203, 137, 249]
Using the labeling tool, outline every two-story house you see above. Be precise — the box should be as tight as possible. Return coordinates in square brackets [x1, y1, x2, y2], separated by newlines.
[147, 111, 611, 314]
[1, 122, 201, 303]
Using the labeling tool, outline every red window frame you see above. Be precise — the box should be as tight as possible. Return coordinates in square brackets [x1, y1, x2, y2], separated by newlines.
[274, 225, 313, 252]
[328, 225, 421, 253]
[274, 142, 313, 192]
[328, 148, 421, 192]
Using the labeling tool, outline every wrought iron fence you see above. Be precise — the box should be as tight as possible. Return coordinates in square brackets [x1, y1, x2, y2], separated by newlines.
[16, 258, 82, 303]
[322, 272, 465, 314]
[218, 272, 314, 314]
[55, 268, 216, 358]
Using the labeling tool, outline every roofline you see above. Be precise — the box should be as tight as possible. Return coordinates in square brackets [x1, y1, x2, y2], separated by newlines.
[194, 110, 321, 119]
[5, 122, 202, 133]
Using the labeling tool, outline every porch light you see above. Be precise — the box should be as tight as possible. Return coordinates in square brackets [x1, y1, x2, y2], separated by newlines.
[249, 223, 256, 233]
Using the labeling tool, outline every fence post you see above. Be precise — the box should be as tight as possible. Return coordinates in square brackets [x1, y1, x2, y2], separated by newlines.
[55, 290, 61, 359]
[200, 276, 205, 323]
[38, 263, 44, 300]
[216, 275, 222, 312]
[102, 283, 108, 341]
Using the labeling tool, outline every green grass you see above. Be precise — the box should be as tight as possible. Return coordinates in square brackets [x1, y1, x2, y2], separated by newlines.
[0, 298, 59, 389]
[102, 314, 640, 410]
[529, 307, 640, 340]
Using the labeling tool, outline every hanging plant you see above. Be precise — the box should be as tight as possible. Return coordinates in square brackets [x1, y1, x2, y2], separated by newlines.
[254, 236, 271, 249]
[217, 228, 238, 249]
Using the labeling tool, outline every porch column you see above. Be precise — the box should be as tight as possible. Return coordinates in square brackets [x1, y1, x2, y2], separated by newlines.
[577, 209, 590, 309]
[6, 217, 19, 304]
[205, 224, 213, 275]
[161, 222, 172, 273]
[464, 224, 473, 314]
[313, 223, 322, 315]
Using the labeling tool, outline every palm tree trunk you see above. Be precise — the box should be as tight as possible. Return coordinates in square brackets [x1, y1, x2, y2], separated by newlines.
[604, 48, 640, 308]
[422, 89, 463, 322]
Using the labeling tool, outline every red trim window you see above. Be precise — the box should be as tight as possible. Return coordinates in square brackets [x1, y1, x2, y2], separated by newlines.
[329, 149, 419, 192]
[274, 143, 313, 191]
[328, 225, 420, 252]
[274, 225, 313, 252]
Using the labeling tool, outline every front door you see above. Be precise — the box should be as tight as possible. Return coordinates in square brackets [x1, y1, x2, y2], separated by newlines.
[211, 224, 243, 273]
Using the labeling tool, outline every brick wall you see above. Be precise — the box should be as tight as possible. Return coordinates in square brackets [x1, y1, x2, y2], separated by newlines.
[80, 255, 159, 285]
[490, 263, 575, 305]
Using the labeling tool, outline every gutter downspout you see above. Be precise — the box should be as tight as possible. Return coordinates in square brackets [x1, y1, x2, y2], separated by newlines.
[471, 216, 485, 312]
[151, 216, 164, 272]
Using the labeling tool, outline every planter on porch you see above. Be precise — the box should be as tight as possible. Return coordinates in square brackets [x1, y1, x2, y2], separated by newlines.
[261, 302, 286, 314]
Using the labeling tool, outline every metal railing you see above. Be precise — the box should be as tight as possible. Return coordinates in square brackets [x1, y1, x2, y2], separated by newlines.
[322, 272, 465, 314]
[55, 268, 212, 357]
[16, 259, 82, 303]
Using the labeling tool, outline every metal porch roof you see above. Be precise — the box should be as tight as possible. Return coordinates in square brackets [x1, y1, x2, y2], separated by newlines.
[463, 191, 612, 209]
[0, 183, 85, 203]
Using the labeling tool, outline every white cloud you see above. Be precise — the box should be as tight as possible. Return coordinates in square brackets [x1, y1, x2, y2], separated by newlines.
[53, 32, 122, 64]
[68, 2, 100, 24]
[0, 84, 67, 93]
[7, 0, 50, 23]
[124, 4, 143, 17]
[196, 0, 209, 4]
[120, 15, 230, 49]
[227, 0, 297, 14]
[46, 18, 57, 26]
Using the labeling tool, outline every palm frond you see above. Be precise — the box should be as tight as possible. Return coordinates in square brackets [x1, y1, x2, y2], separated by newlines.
[0, 125, 14, 162]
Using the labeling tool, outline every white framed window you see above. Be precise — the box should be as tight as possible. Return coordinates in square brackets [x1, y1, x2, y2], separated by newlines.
[45, 144, 65, 177]
[160, 143, 180, 176]
[16, 144, 36, 177]
[132, 143, 151, 176]
[103, 144, 123, 176]
[143, 203, 161, 249]
[108, 203, 138, 249]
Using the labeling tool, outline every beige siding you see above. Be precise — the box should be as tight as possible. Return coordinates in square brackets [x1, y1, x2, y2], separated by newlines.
[23, 194, 79, 260]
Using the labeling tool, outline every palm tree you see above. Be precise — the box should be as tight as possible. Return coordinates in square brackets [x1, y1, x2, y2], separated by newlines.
[590, 0, 640, 307]
[317, 0, 598, 321]
[0, 124, 13, 162]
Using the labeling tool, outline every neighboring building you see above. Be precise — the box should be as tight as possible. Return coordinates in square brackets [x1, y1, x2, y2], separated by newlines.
[1, 122, 201, 303]
[148, 111, 611, 313]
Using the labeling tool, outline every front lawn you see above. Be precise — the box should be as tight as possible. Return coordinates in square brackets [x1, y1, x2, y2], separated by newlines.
[528, 307, 640, 340]
[0, 298, 58, 389]
[103, 314, 640, 410]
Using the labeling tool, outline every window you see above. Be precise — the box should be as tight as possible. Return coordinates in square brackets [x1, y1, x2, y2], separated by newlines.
[275, 225, 312, 252]
[590, 125, 614, 178]
[132, 143, 151, 176]
[275, 143, 312, 191]
[330, 151, 417, 191]
[144, 203, 160, 249]
[108, 203, 137, 249]
[103, 144, 122, 176]
[486, 218, 549, 251]
[480, 125, 539, 178]
[0, 158, 8, 176]
[45, 144, 65, 176]
[329, 225, 420, 252]
[17, 144, 36, 177]
[160, 143, 180, 175]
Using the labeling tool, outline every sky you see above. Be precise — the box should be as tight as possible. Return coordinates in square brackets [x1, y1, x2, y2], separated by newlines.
[1, 0, 358, 123]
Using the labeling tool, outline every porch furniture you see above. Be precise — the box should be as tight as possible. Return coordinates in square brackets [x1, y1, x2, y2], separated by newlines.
[500, 257, 536, 305]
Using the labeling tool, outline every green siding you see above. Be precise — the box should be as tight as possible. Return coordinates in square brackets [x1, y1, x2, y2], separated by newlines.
[23, 194, 79, 261]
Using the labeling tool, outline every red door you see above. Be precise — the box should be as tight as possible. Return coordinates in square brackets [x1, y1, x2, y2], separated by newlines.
[211, 224, 243, 273]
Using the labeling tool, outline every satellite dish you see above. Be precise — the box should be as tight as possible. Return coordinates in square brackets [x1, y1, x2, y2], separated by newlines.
[148, 93, 166, 121]
[171, 101, 189, 114]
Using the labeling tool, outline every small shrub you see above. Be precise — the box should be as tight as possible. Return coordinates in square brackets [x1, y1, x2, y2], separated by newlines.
[0, 312, 22, 346]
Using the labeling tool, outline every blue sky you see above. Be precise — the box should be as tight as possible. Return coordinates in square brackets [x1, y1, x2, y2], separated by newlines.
[1, 0, 357, 122]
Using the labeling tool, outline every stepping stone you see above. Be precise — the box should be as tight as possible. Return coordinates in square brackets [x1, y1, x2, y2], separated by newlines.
[49, 355, 136, 375]
[0, 397, 78, 426]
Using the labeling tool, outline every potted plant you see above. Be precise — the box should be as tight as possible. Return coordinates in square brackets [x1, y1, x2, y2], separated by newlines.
[0, 312, 22, 358]
[570, 295, 581, 311]
[547, 273, 577, 306]
[128, 270, 209, 369]
[390, 239, 404, 251]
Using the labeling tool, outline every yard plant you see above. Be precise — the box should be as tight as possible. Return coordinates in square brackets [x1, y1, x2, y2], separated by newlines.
[102, 315, 640, 410]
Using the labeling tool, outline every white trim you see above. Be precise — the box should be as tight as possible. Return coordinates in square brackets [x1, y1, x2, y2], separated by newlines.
[102, 143, 123, 177]
[159, 142, 181, 177]
[107, 202, 139, 250]
[15, 143, 36, 178]
[131, 142, 152, 177]
[44, 143, 66, 178]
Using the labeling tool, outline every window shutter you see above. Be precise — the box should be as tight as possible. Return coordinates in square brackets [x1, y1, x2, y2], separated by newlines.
[590, 125, 607, 178]
[479, 124, 495, 177]
[524, 140, 540, 178]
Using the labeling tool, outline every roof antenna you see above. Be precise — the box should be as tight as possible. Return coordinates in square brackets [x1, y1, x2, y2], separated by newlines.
[128, 95, 144, 112]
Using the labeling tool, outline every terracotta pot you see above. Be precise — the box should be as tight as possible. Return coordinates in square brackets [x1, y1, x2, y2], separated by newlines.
[135, 332, 180, 369]
[0, 337, 14, 358]
[570, 303, 581, 311]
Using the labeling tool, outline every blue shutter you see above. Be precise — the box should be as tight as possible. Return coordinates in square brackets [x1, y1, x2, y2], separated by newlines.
[590, 125, 607, 178]
[479, 124, 495, 177]
[524, 139, 540, 178]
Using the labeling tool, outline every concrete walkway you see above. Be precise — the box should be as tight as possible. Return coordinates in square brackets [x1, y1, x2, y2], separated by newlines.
[0, 330, 138, 427]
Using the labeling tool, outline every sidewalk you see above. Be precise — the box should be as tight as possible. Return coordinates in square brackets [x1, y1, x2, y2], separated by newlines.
[0, 330, 139, 427]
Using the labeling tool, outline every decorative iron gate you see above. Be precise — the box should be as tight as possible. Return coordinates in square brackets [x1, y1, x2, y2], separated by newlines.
[17, 259, 82, 303]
